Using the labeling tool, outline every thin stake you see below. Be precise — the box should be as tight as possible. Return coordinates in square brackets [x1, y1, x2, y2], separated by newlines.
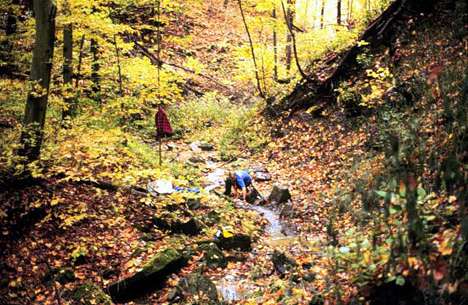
[157, 0, 162, 166]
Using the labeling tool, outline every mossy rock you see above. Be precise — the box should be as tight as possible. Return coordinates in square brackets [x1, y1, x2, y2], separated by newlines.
[71, 283, 112, 305]
[268, 185, 291, 205]
[217, 234, 251, 251]
[107, 248, 189, 303]
[198, 242, 227, 269]
[205, 210, 220, 226]
[169, 273, 220, 305]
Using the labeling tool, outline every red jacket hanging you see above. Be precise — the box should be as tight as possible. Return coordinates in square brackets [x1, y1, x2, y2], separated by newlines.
[155, 106, 173, 137]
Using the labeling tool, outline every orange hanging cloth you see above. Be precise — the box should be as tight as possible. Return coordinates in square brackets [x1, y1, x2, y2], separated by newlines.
[155, 106, 173, 137]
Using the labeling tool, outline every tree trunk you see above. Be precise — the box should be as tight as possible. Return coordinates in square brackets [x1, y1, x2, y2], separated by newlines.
[90, 38, 101, 101]
[272, 7, 278, 81]
[224, 0, 229, 8]
[62, 22, 74, 120]
[75, 34, 85, 88]
[320, 0, 326, 29]
[348, 0, 353, 23]
[19, 0, 57, 162]
[285, 0, 293, 72]
[337, 0, 342, 25]
[281, 0, 307, 79]
[237, 0, 265, 98]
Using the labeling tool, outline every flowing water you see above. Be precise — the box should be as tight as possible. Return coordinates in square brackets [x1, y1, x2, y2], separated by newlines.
[203, 159, 298, 303]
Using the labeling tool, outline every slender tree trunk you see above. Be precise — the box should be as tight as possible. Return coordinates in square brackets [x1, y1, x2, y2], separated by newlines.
[320, 0, 326, 29]
[281, 0, 307, 79]
[75, 34, 85, 88]
[337, 0, 342, 25]
[62, 21, 74, 119]
[114, 35, 124, 96]
[348, 0, 353, 22]
[285, 0, 293, 72]
[272, 7, 278, 82]
[90, 38, 101, 101]
[237, 0, 265, 98]
[20, 0, 57, 162]
[224, 0, 229, 8]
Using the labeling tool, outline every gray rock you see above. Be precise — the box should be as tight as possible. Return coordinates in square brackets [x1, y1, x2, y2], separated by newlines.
[216, 234, 252, 251]
[198, 242, 227, 268]
[268, 185, 291, 205]
[272, 250, 297, 277]
[199, 142, 214, 151]
[255, 171, 272, 181]
[170, 273, 220, 305]
[188, 156, 205, 163]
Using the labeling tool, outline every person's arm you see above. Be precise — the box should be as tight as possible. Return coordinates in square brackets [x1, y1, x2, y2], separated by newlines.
[241, 187, 247, 201]
[236, 175, 246, 201]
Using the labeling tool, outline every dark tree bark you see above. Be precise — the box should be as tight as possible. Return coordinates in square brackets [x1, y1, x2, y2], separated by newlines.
[62, 10, 74, 120]
[237, 0, 265, 98]
[90, 38, 101, 101]
[19, 0, 57, 162]
[272, 7, 278, 81]
[75, 34, 85, 88]
[285, 0, 293, 72]
[281, 0, 307, 79]
[337, 0, 342, 25]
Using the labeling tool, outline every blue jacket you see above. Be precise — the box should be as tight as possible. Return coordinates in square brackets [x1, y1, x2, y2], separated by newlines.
[235, 170, 252, 189]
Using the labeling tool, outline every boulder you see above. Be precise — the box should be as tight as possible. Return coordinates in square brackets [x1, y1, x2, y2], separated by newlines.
[188, 156, 205, 163]
[186, 198, 201, 210]
[168, 273, 220, 305]
[172, 218, 202, 236]
[268, 185, 291, 205]
[152, 216, 201, 236]
[272, 250, 297, 277]
[254, 171, 272, 181]
[199, 142, 214, 151]
[107, 248, 189, 303]
[198, 242, 227, 268]
[70, 283, 113, 305]
[216, 234, 252, 251]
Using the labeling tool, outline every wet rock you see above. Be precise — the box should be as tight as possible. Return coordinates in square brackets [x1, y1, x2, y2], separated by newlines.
[279, 201, 295, 218]
[70, 283, 112, 305]
[272, 250, 297, 277]
[254, 171, 272, 181]
[268, 185, 291, 205]
[169, 273, 220, 305]
[217, 234, 251, 251]
[107, 248, 189, 303]
[188, 156, 205, 163]
[199, 142, 214, 151]
[198, 242, 227, 268]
